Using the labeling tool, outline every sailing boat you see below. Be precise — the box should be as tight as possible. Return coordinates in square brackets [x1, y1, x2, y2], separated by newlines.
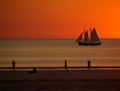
[76, 28, 101, 46]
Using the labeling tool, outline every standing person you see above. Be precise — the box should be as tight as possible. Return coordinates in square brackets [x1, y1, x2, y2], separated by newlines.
[88, 60, 91, 68]
[12, 60, 16, 71]
[64, 59, 67, 69]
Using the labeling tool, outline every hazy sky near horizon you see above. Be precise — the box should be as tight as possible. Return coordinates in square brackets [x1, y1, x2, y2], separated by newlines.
[0, 0, 120, 39]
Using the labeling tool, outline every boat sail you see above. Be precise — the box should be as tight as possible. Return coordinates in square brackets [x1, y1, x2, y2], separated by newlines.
[76, 28, 101, 46]
[76, 32, 83, 42]
[84, 31, 89, 43]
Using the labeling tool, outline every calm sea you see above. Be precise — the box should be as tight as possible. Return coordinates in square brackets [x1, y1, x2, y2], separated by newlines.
[0, 39, 120, 67]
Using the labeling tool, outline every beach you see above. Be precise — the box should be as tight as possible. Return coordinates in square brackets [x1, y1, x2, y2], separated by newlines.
[0, 69, 120, 91]
[0, 39, 120, 90]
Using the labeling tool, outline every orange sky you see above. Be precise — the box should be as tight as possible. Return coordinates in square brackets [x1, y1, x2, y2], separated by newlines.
[0, 0, 120, 39]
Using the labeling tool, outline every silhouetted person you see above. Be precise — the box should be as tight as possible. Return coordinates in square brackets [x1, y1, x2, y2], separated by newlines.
[64, 59, 67, 69]
[29, 67, 37, 73]
[12, 60, 16, 71]
[33, 67, 37, 73]
[88, 60, 91, 68]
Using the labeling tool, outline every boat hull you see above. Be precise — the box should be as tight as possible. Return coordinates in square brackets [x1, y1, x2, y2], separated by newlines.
[78, 42, 101, 46]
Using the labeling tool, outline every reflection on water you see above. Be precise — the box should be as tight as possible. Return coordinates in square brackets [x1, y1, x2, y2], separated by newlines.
[0, 39, 120, 67]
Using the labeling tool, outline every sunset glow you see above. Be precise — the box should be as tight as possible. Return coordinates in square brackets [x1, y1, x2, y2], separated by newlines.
[0, 0, 120, 39]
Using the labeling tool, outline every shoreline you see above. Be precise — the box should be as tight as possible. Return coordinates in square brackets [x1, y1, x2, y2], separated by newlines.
[1, 66, 120, 71]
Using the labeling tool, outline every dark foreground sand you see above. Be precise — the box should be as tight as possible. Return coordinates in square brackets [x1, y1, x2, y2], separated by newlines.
[0, 70, 120, 91]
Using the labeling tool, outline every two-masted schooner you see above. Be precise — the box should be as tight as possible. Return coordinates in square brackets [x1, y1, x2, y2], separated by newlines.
[76, 28, 101, 46]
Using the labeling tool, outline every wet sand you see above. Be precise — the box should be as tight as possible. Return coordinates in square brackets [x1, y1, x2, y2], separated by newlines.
[0, 70, 120, 91]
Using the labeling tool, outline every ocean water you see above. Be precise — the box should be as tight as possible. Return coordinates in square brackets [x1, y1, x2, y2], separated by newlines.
[0, 39, 120, 67]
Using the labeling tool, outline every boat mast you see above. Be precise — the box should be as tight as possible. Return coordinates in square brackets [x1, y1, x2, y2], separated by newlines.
[83, 25, 86, 42]
[90, 23, 92, 32]
[90, 23, 92, 42]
